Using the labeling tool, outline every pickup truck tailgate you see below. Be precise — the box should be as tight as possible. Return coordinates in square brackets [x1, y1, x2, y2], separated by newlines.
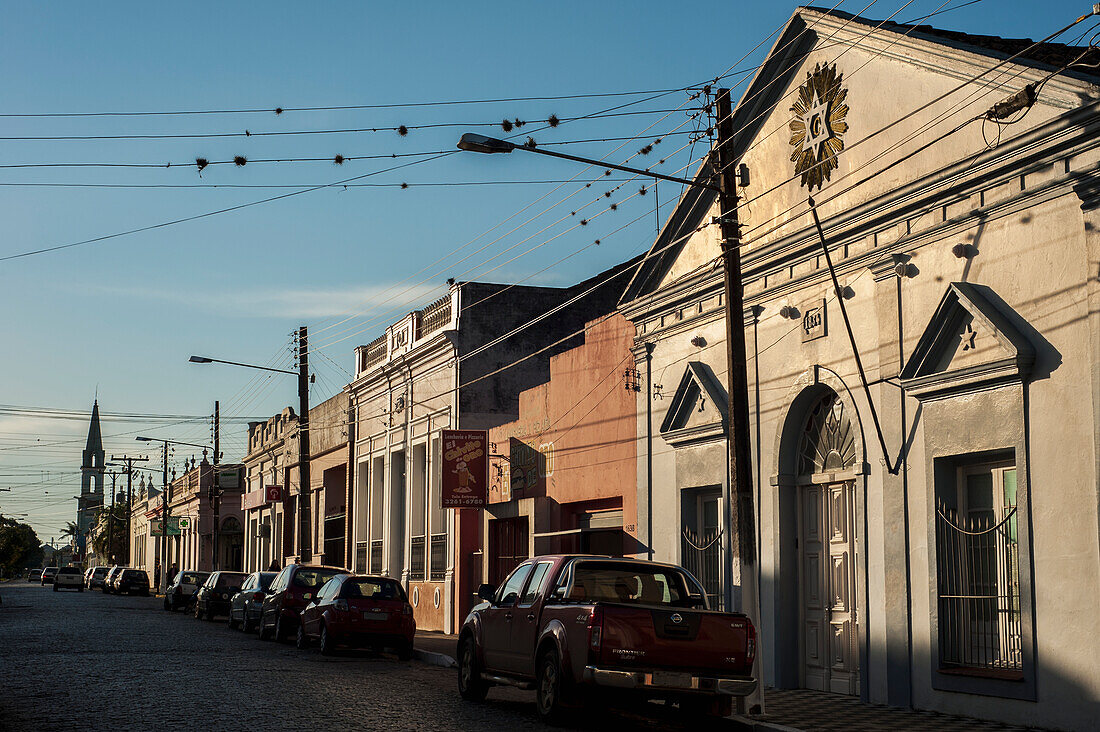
[597, 604, 754, 674]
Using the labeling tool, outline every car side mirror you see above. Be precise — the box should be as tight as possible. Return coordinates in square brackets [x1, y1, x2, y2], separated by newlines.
[552, 586, 568, 600]
[476, 583, 495, 602]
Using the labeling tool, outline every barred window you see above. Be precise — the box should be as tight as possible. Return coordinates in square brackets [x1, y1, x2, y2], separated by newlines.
[935, 459, 1022, 679]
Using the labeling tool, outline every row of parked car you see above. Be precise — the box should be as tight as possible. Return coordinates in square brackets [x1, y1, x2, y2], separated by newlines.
[29, 565, 151, 594]
[159, 564, 417, 659]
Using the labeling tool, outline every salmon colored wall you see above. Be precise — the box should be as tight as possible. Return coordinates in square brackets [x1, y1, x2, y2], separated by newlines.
[487, 314, 638, 540]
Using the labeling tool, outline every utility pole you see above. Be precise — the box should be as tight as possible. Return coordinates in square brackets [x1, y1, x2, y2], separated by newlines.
[714, 87, 761, 711]
[159, 443, 169, 592]
[104, 468, 124, 564]
[210, 401, 220, 571]
[297, 326, 312, 562]
[110, 454, 149, 565]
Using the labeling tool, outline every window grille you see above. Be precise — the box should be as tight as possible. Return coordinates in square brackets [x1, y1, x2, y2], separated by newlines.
[355, 541, 368, 574]
[410, 535, 426, 581]
[429, 533, 447, 581]
[936, 500, 1022, 677]
[369, 539, 384, 574]
[681, 527, 722, 610]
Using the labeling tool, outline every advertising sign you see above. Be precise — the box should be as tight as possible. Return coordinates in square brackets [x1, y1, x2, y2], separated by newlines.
[242, 485, 282, 511]
[217, 469, 240, 490]
[441, 429, 488, 508]
[149, 517, 181, 537]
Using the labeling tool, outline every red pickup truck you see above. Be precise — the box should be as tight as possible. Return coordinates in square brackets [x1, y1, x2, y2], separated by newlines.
[457, 555, 756, 723]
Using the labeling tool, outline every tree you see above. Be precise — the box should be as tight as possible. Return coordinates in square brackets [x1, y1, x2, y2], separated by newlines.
[0, 516, 43, 576]
[90, 504, 128, 564]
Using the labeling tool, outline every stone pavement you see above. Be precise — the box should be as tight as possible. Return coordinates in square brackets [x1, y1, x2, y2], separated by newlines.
[740, 689, 1052, 732]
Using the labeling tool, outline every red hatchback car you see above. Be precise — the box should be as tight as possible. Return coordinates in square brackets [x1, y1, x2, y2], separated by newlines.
[258, 564, 346, 642]
[296, 574, 415, 658]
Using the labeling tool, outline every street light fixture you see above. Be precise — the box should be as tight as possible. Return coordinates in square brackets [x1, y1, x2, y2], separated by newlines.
[457, 133, 720, 191]
[188, 327, 313, 566]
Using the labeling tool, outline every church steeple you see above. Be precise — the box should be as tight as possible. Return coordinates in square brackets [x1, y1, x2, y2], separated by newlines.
[77, 400, 105, 536]
[85, 400, 103, 455]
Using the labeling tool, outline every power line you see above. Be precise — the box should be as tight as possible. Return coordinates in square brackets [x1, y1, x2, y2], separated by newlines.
[0, 108, 693, 142]
[0, 87, 707, 119]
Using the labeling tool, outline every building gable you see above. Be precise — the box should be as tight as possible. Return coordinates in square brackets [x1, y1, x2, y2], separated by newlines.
[659, 362, 728, 446]
[900, 282, 1035, 400]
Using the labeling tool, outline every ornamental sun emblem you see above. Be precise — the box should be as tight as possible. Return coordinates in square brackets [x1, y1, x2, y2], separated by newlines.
[789, 63, 849, 190]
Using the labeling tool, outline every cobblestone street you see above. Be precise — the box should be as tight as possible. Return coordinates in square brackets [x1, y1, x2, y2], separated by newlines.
[0, 581, 742, 732]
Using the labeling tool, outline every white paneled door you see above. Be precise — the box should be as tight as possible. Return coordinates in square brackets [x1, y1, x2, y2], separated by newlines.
[800, 481, 858, 695]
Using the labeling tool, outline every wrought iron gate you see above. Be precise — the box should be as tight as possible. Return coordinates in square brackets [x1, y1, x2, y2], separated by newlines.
[935, 502, 1022, 675]
[681, 527, 723, 610]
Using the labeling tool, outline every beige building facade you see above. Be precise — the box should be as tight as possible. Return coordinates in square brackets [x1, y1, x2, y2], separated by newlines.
[621, 8, 1100, 729]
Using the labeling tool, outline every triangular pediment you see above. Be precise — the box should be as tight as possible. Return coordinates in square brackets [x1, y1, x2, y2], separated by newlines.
[659, 362, 728, 446]
[619, 8, 1100, 306]
[900, 283, 1034, 400]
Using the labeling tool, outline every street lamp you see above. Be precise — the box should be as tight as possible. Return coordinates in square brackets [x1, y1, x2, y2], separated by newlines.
[458, 92, 759, 639]
[189, 327, 313, 567]
[457, 133, 720, 191]
[136, 435, 212, 592]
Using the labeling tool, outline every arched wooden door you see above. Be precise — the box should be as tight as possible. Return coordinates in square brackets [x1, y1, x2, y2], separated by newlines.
[797, 391, 859, 695]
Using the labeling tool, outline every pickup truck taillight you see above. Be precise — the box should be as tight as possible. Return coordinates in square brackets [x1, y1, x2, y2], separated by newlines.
[587, 605, 604, 652]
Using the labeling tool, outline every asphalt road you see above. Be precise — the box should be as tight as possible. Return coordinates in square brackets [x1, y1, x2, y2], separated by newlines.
[0, 581, 740, 732]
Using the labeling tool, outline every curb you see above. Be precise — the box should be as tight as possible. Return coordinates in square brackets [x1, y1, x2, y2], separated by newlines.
[413, 648, 457, 668]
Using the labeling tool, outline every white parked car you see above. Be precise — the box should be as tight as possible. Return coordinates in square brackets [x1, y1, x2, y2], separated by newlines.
[53, 566, 84, 592]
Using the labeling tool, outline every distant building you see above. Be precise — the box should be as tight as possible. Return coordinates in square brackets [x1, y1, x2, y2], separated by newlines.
[129, 476, 161, 576]
[164, 456, 245, 572]
[240, 393, 349, 573]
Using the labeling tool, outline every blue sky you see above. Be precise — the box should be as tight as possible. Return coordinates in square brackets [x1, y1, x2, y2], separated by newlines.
[0, 0, 1092, 542]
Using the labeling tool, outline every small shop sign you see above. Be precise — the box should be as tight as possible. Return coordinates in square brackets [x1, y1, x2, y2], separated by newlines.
[441, 429, 488, 508]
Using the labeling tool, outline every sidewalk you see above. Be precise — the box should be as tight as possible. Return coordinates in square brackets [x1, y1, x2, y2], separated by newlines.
[740, 689, 1049, 732]
[414, 631, 458, 668]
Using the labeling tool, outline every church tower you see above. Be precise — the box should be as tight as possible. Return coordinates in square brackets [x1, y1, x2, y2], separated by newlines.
[78, 400, 105, 535]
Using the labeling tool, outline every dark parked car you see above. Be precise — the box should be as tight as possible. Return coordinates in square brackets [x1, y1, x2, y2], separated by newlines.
[228, 571, 277, 632]
[297, 574, 415, 658]
[115, 569, 150, 596]
[40, 567, 58, 585]
[194, 571, 246, 620]
[102, 566, 126, 594]
[164, 570, 210, 611]
[86, 566, 110, 590]
[27, 568, 42, 583]
[258, 564, 345, 642]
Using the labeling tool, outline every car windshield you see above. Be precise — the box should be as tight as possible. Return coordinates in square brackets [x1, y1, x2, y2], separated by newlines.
[562, 562, 704, 608]
[258, 572, 277, 591]
[93, 568, 108, 577]
[181, 572, 208, 586]
[215, 573, 245, 589]
[292, 568, 343, 590]
[342, 578, 404, 601]
[128, 571, 147, 580]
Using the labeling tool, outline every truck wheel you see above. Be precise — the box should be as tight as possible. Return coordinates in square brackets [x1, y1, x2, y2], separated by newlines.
[536, 647, 573, 724]
[457, 635, 489, 702]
